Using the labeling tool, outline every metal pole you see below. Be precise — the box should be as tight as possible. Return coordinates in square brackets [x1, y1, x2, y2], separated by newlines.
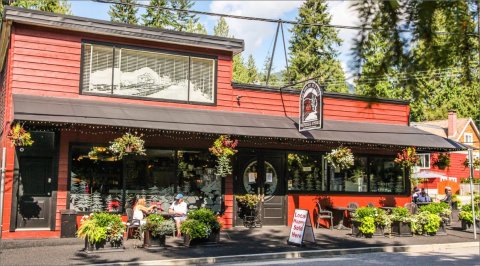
[266, 21, 281, 86]
[468, 149, 477, 239]
[0, 147, 6, 240]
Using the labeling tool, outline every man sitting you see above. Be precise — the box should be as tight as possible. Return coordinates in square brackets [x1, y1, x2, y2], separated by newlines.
[417, 188, 431, 203]
[169, 193, 188, 237]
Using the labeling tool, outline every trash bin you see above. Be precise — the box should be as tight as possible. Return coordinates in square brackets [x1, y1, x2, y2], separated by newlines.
[60, 209, 77, 238]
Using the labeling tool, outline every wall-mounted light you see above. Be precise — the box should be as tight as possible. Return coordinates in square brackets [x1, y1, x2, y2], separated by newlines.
[236, 95, 243, 105]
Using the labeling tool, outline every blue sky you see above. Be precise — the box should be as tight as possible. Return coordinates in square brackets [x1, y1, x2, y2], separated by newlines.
[69, 1, 358, 79]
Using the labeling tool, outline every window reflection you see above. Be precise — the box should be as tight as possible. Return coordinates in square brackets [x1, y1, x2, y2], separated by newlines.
[287, 153, 325, 192]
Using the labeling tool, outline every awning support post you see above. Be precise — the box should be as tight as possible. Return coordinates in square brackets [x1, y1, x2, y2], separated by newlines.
[467, 149, 477, 239]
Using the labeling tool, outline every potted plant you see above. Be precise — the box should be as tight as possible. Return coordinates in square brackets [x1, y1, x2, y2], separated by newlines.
[432, 153, 450, 170]
[142, 214, 175, 248]
[209, 135, 238, 177]
[88, 146, 115, 161]
[451, 194, 460, 210]
[77, 213, 125, 252]
[351, 207, 390, 237]
[180, 208, 222, 246]
[463, 157, 480, 169]
[418, 202, 450, 235]
[236, 194, 261, 228]
[325, 146, 354, 171]
[458, 204, 480, 230]
[109, 132, 146, 159]
[7, 123, 34, 147]
[358, 217, 376, 238]
[412, 211, 441, 236]
[389, 207, 413, 237]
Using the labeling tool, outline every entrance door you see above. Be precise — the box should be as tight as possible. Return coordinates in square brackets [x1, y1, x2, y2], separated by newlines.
[16, 157, 53, 229]
[234, 152, 286, 226]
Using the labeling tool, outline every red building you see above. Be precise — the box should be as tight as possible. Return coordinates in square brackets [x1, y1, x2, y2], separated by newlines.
[412, 111, 480, 195]
[0, 7, 465, 239]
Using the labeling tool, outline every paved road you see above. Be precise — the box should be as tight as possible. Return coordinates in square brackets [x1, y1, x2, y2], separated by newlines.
[213, 247, 480, 266]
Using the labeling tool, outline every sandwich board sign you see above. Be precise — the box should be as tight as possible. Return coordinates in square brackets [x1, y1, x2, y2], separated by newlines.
[287, 209, 315, 246]
[299, 81, 323, 132]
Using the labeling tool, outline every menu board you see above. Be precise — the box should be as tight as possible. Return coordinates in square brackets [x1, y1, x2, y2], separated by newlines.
[287, 209, 315, 246]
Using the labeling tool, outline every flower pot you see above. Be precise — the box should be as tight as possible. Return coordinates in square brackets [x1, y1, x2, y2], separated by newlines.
[374, 224, 385, 237]
[461, 220, 472, 230]
[391, 221, 413, 237]
[435, 220, 447, 236]
[84, 237, 124, 252]
[144, 231, 166, 248]
[85, 238, 106, 251]
[208, 230, 220, 243]
[351, 221, 362, 238]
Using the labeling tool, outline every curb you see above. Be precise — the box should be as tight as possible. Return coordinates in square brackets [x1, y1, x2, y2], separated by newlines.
[96, 241, 480, 266]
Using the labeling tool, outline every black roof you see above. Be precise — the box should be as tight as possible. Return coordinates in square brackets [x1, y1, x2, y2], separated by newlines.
[13, 94, 466, 151]
[2, 6, 244, 54]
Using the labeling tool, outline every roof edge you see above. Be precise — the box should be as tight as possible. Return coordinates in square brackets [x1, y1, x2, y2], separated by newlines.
[232, 82, 411, 105]
[3, 6, 244, 54]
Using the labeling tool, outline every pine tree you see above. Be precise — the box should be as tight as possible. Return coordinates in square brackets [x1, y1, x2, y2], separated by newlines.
[213, 17, 230, 37]
[74, 181, 90, 212]
[109, 0, 138, 25]
[142, 0, 172, 29]
[286, 0, 347, 92]
[245, 54, 258, 84]
[232, 54, 249, 83]
[170, 0, 197, 32]
[185, 19, 207, 34]
[260, 55, 279, 85]
[90, 192, 104, 212]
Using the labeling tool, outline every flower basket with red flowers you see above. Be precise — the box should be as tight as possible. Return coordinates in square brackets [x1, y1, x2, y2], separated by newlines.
[394, 147, 419, 168]
[7, 123, 34, 147]
[209, 135, 238, 177]
[432, 153, 450, 170]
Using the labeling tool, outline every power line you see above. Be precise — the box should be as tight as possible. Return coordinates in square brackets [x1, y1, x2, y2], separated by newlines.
[93, 0, 479, 37]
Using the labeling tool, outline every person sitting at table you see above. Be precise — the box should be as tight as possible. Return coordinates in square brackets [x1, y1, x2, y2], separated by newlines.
[133, 198, 156, 225]
[412, 187, 420, 203]
[417, 188, 431, 203]
[169, 193, 188, 237]
[440, 186, 453, 208]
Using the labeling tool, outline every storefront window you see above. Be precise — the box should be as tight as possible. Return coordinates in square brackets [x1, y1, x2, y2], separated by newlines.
[287, 153, 325, 192]
[329, 157, 368, 192]
[369, 157, 405, 193]
[70, 146, 222, 213]
[177, 151, 222, 213]
[70, 145, 123, 213]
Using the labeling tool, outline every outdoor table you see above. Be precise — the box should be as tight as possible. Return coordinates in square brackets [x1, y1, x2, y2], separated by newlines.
[330, 206, 356, 230]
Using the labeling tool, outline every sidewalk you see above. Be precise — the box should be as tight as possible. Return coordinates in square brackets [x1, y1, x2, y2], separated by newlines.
[1, 221, 478, 265]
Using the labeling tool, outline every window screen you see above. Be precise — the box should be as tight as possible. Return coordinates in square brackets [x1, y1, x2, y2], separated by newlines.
[82, 43, 215, 104]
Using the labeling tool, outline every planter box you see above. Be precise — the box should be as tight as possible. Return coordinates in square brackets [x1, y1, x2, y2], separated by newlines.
[391, 221, 413, 237]
[184, 231, 220, 247]
[143, 231, 166, 248]
[436, 220, 447, 236]
[461, 219, 480, 231]
[351, 221, 383, 238]
[84, 237, 124, 253]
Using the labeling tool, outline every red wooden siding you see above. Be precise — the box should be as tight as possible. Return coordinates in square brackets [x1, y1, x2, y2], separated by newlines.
[9, 25, 409, 125]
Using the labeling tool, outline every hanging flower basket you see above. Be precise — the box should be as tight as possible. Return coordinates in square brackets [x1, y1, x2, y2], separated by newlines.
[88, 146, 115, 161]
[432, 153, 450, 170]
[325, 146, 354, 170]
[108, 132, 146, 159]
[464, 157, 480, 170]
[209, 135, 238, 177]
[7, 123, 34, 147]
[394, 147, 418, 168]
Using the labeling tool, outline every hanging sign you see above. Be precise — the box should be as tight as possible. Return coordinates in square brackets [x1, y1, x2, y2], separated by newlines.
[299, 81, 323, 132]
[287, 209, 315, 246]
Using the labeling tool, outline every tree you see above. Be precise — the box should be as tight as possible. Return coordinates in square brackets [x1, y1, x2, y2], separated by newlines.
[286, 0, 347, 93]
[232, 54, 249, 83]
[109, 0, 138, 25]
[142, 0, 172, 29]
[1, 0, 71, 20]
[213, 17, 230, 37]
[185, 19, 207, 34]
[245, 54, 258, 83]
[170, 0, 197, 32]
[259, 55, 279, 85]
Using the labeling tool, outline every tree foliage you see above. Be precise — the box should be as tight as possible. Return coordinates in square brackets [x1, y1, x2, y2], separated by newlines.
[170, 0, 197, 32]
[286, 0, 348, 92]
[1, 0, 71, 20]
[109, 0, 138, 25]
[213, 17, 230, 38]
[185, 19, 207, 34]
[142, 0, 172, 29]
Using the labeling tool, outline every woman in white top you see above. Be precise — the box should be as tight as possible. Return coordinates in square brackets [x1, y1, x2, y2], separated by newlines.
[133, 198, 156, 225]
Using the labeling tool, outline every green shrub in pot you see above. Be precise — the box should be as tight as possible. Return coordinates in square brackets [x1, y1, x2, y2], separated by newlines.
[186, 208, 222, 232]
[358, 217, 376, 237]
[390, 207, 411, 222]
[180, 219, 210, 240]
[143, 214, 175, 237]
[77, 212, 124, 249]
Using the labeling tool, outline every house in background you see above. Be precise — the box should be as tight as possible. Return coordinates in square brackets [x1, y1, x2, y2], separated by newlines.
[411, 111, 480, 195]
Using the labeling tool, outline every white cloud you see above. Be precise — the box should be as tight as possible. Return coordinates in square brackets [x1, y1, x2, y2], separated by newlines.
[209, 1, 303, 57]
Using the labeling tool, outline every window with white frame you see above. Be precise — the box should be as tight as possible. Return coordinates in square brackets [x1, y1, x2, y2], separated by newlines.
[416, 153, 430, 169]
[81, 43, 216, 104]
[464, 133, 473, 145]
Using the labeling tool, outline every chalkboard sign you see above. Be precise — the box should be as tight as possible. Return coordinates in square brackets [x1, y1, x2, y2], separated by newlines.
[287, 209, 315, 246]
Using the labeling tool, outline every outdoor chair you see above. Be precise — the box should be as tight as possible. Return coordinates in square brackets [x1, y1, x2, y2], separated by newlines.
[316, 201, 333, 230]
[367, 203, 375, 207]
[125, 208, 141, 240]
[346, 202, 359, 226]
[404, 202, 418, 214]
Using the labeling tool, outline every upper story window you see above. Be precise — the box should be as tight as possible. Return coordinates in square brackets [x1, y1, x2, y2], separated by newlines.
[416, 153, 430, 169]
[81, 42, 216, 104]
[464, 133, 473, 145]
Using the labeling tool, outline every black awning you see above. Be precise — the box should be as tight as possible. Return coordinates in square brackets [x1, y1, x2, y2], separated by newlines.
[13, 94, 466, 151]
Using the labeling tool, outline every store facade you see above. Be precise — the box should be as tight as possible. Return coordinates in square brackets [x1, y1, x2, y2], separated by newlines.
[0, 7, 464, 239]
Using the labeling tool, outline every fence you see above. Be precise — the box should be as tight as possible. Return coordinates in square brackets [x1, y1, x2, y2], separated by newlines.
[459, 183, 480, 195]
